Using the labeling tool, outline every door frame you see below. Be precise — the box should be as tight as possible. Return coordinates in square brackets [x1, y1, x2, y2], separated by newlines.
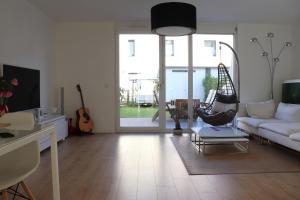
[116, 31, 236, 133]
[116, 33, 163, 133]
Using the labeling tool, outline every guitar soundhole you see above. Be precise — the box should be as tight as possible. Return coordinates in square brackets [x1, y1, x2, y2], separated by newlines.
[83, 112, 90, 121]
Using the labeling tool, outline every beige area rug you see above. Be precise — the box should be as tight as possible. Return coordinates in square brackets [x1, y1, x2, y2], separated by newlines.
[171, 136, 300, 175]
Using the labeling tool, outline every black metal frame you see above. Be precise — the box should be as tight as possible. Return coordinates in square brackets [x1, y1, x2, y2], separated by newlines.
[3, 183, 31, 200]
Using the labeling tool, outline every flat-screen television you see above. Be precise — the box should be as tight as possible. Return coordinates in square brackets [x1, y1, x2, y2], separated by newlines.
[282, 80, 300, 104]
[3, 64, 40, 112]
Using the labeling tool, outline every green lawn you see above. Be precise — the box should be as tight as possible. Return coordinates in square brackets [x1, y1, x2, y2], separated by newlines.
[120, 105, 158, 118]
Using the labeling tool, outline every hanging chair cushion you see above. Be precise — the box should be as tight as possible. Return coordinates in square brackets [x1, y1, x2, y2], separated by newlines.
[212, 101, 236, 113]
[197, 108, 236, 126]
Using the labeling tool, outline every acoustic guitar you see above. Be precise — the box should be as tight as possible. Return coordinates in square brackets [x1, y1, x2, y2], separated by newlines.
[76, 84, 94, 134]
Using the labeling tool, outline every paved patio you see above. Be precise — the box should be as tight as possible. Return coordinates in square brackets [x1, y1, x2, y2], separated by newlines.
[120, 117, 204, 129]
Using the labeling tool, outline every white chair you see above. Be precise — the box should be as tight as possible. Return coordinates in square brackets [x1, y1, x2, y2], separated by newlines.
[200, 89, 216, 107]
[0, 112, 39, 200]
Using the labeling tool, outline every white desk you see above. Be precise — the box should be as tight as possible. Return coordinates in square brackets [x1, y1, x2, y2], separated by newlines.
[0, 125, 60, 200]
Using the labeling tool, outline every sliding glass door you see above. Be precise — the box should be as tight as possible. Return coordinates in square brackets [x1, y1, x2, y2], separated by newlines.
[192, 34, 234, 84]
[163, 34, 233, 130]
[164, 36, 189, 129]
[118, 33, 234, 131]
[192, 34, 234, 127]
[119, 34, 160, 128]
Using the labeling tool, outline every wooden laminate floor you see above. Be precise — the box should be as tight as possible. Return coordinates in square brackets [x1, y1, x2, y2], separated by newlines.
[24, 134, 300, 200]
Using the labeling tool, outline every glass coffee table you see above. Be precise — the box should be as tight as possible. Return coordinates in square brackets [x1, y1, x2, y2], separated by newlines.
[191, 126, 249, 154]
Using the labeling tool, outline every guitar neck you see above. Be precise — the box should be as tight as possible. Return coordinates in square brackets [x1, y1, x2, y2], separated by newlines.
[79, 91, 86, 110]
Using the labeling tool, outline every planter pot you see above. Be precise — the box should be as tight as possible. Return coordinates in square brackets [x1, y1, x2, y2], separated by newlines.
[173, 129, 183, 135]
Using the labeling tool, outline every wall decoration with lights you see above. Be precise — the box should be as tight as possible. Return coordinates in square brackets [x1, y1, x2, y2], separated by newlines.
[250, 32, 292, 99]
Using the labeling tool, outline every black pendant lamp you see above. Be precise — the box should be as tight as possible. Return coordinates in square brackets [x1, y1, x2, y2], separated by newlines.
[151, 2, 196, 36]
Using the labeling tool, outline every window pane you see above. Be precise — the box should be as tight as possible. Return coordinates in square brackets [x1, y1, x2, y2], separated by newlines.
[165, 36, 188, 67]
[166, 40, 174, 56]
[128, 40, 135, 57]
[193, 34, 233, 68]
[119, 34, 159, 127]
[165, 36, 188, 129]
[204, 40, 216, 57]
[192, 34, 233, 103]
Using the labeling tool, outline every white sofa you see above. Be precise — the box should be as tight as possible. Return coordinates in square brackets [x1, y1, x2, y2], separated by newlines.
[236, 102, 300, 152]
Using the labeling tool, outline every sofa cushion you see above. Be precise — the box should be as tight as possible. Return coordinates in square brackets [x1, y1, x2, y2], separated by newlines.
[290, 133, 300, 142]
[237, 120, 259, 135]
[275, 102, 300, 122]
[259, 122, 300, 137]
[237, 117, 282, 128]
[246, 100, 275, 119]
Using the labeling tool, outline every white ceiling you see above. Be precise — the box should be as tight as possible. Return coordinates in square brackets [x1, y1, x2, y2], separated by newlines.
[27, 0, 300, 23]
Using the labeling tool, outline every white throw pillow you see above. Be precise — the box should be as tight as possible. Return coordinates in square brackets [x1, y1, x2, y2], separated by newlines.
[246, 100, 275, 119]
[212, 101, 236, 113]
[275, 102, 300, 122]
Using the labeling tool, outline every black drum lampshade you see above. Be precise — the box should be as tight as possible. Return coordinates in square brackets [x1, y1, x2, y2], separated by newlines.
[151, 2, 196, 36]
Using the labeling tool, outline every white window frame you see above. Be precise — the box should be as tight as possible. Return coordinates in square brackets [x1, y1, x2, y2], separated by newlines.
[115, 22, 236, 133]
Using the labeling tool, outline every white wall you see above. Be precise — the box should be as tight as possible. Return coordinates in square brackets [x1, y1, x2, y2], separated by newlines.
[291, 23, 300, 78]
[0, 2, 296, 132]
[54, 22, 115, 133]
[55, 22, 236, 133]
[54, 21, 295, 132]
[237, 24, 293, 103]
[0, 0, 54, 107]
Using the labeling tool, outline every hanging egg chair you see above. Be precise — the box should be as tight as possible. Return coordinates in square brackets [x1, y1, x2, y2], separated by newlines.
[197, 42, 240, 126]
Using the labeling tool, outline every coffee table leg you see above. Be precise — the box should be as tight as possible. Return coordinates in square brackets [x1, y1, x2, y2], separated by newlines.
[234, 141, 249, 153]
